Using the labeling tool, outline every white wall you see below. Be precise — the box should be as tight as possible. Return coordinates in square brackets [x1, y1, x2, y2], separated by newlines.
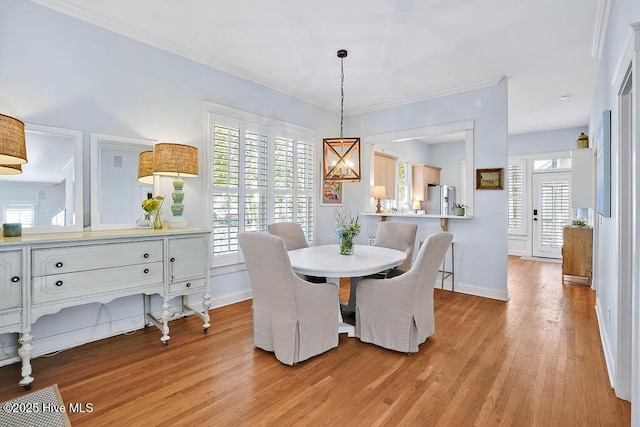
[588, 0, 640, 415]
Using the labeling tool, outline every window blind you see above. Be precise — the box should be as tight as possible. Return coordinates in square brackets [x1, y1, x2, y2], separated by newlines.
[540, 180, 570, 248]
[508, 162, 525, 234]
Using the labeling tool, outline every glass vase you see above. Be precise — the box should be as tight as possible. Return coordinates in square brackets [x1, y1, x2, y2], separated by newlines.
[339, 235, 354, 255]
[153, 211, 163, 229]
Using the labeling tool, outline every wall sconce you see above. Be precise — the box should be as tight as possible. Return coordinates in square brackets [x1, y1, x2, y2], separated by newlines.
[576, 132, 589, 149]
[152, 143, 199, 229]
[323, 49, 360, 182]
[372, 186, 386, 213]
[0, 113, 27, 175]
[137, 150, 154, 184]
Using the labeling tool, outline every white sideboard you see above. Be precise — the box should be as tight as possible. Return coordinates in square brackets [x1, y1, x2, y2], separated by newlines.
[0, 227, 211, 389]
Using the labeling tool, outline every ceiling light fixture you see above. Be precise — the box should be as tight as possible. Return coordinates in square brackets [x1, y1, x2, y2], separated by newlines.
[323, 49, 361, 183]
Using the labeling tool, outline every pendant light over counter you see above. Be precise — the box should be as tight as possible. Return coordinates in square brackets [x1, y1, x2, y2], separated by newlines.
[323, 49, 361, 183]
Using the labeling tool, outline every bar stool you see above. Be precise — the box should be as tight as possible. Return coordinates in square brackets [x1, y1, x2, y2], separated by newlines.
[439, 241, 455, 298]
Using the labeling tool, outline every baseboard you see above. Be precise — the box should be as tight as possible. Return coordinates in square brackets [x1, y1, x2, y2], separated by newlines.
[595, 298, 616, 389]
[508, 249, 526, 256]
[438, 279, 509, 301]
[519, 256, 562, 264]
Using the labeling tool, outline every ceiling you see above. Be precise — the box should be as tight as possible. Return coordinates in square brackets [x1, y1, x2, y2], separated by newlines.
[32, 0, 606, 135]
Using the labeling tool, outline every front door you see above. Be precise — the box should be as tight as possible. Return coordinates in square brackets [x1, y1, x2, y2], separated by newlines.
[532, 172, 571, 258]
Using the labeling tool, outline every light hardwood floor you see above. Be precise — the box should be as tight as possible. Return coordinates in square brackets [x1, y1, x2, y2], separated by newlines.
[0, 256, 631, 425]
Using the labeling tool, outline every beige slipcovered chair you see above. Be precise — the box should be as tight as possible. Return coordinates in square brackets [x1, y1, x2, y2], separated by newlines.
[238, 232, 339, 365]
[373, 221, 418, 274]
[343, 221, 419, 313]
[268, 222, 325, 283]
[267, 222, 308, 251]
[355, 232, 453, 353]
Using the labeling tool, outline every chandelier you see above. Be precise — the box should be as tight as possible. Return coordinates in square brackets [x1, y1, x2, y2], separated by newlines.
[323, 49, 361, 182]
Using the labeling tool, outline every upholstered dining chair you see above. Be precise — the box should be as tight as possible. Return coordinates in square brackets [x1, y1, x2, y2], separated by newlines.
[268, 222, 325, 283]
[238, 232, 339, 365]
[355, 232, 453, 353]
[373, 221, 418, 275]
[267, 222, 309, 251]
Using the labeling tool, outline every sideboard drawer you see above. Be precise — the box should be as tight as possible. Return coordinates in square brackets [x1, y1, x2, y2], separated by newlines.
[168, 278, 206, 296]
[32, 262, 163, 304]
[32, 240, 163, 276]
[0, 310, 21, 330]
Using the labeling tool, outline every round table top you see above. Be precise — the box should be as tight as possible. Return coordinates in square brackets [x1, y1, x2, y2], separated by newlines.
[288, 244, 407, 278]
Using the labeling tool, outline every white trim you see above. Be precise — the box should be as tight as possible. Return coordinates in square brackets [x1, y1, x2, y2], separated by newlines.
[596, 298, 616, 389]
[451, 281, 509, 301]
[591, 0, 612, 59]
[612, 31, 634, 88]
[349, 77, 504, 115]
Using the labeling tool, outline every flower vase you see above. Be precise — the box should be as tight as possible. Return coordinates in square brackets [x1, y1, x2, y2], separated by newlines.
[339, 235, 354, 255]
[137, 213, 152, 229]
[153, 211, 163, 229]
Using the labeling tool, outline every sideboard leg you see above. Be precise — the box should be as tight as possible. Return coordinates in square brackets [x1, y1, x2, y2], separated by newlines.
[161, 300, 171, 345]
[18, 332, 34, 389]
[202, 293, 211, 332]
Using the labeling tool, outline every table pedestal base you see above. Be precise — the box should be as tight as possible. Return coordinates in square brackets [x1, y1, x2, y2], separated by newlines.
[327, 277, 356, 337]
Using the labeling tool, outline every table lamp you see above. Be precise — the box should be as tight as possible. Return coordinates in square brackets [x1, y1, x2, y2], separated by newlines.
[372, 186, 386, 213]
[0, 113, 27, 175]
[152, 143, 199, 229]
[137, 150, 154, 184]
[412, 200, 422, 214]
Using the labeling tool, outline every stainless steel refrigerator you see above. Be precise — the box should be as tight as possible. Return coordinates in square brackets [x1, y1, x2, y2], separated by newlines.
[426, 185, 456, 215]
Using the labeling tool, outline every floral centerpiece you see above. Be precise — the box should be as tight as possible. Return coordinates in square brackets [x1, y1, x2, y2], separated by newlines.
[141, 196, 164, 229]
[334, 206, 361, 255]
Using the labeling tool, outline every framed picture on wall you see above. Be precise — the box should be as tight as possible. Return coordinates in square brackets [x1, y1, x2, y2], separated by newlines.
[476, 168, 504, 190]
[320, 179, 343, 206]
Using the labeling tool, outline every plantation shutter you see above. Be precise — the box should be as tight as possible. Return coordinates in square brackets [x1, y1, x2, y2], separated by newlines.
[540, 179, 570, 248]
[508, 162, 525, 234]
[296, 140, 314, 241]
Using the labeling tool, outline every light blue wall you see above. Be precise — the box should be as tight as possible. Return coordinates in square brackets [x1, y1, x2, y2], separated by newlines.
[508, 125, 588, 156]
[0, 0, 510, 364]
[0, 0, 336, 363]
[345, 80, 509, 300]
[587, 0, 640, 412]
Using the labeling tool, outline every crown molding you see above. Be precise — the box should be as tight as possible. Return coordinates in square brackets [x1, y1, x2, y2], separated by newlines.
[31, 1, 504, 117]
[591, 0, 612, 59]
[30, 0, 337, 111]
[347, 76, 505, 116]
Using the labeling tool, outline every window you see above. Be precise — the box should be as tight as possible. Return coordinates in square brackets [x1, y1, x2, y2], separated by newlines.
[508, 161, 525, 234]
[208, 106, 315, 264]
[533, 158, 571, 170]
[3, 204, 35, 227]
[539, 179, 570, 248]
[396, 160, 409, 208]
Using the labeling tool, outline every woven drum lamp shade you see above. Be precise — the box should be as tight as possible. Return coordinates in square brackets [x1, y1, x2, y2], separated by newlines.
[137, 150, 154, 184]
[0, 113, 27, 164]
[0, 163, 22, 175]
[152, 143, 198, 177]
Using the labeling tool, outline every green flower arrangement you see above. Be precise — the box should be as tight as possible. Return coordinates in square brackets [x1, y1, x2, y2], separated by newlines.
[334, 206, 361, 255]
[141, 196, 164, 229]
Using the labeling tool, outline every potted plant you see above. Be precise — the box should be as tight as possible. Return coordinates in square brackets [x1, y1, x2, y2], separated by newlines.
[452, 203, 466, 216]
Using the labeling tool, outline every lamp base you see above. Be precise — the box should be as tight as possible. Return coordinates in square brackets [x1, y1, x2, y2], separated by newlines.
[375, 198, 382, 214]
[167, 216, 188, 229]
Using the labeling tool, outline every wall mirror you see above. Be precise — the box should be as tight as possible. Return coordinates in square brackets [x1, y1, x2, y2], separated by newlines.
[0, 123, 83, 233]
[366, 120, 475, 216]
[90, 133, 156, 230]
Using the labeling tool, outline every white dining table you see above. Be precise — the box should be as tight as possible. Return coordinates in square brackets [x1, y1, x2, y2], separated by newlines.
[288, 244, 406, 337]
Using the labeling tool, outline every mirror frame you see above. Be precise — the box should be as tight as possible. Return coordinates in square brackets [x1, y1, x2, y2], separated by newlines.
[90, 133, 157, 230]
[365, 120, 475, 216]
[4, 123, 85, 234]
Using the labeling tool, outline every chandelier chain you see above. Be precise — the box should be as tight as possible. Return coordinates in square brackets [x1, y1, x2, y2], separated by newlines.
[340, 56, 344, 138]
